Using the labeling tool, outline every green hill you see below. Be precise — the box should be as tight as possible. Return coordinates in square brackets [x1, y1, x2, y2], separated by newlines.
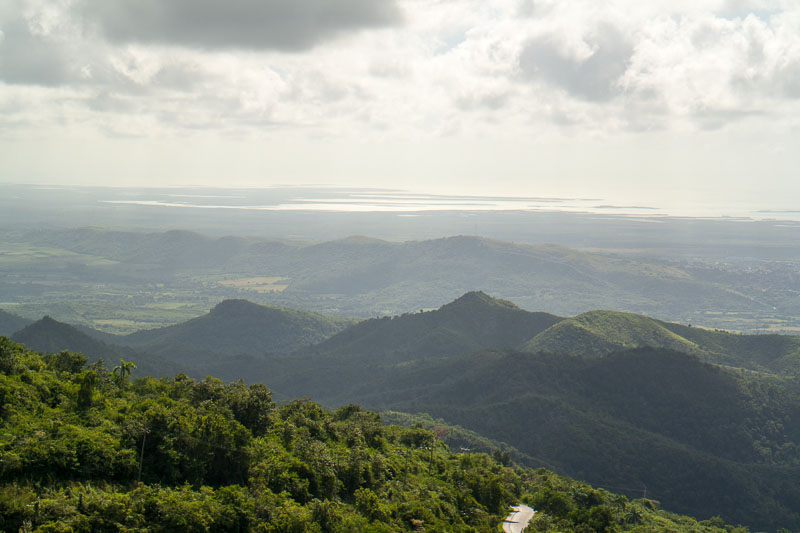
[263, 344, 800, 530]
[523, 310, 702, 358]
[73, 323, 129, 345]
[308, 291, 562, 361]
[248, 294, 800, 528]
[661, 320, 800, 372]
[11, 316, 182, 378]
[523, 309, 800, 374]
[120, 299, 356, 362]
[0, 338, 741, 532]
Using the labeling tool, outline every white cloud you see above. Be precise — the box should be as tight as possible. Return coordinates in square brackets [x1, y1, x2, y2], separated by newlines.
[1, 0, 799, 199]
[518, 24, 633, 102]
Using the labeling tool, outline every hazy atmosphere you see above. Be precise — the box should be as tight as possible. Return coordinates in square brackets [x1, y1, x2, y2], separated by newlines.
[2, 0, 800, 215]
[4, 2, 800, 532]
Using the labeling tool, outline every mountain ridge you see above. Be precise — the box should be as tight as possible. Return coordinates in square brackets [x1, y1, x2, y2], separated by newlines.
[522, 308, 800, 374]
[11, 316, 182, 378]
[16, 227, 784, 330]
[9, 291, 800, 528]
[119, 298, 356, 361]
[305, 290, 563, 361]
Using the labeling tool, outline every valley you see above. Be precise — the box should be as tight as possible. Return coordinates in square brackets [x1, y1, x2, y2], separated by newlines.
[2, 227, 800, 335]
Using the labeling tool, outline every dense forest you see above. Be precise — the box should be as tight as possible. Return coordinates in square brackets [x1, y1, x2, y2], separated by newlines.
[268, 345, 800, 530]
[0, 337, 750, 532]
[6, 292, 800, 529]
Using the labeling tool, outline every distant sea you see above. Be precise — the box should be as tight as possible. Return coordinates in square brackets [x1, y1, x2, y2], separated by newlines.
[93, 186, 800, 221]
[2, 183, 798, 259]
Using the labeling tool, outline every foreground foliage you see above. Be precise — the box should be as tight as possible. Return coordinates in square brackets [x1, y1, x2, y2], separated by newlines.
[1, 338, 745, 532]
[269, 340, 800, 530]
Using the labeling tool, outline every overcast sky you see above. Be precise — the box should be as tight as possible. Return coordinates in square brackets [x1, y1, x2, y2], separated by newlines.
[1, 0, 799, 212]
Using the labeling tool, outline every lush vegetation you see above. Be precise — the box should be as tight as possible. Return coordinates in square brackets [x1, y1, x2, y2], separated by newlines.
[8, 291, 800, 530]
[307, 291, 561, 361]
[0, 338, 747, 532]
[265, 342, 800, 530]
[523, 309, 800, 374]
[381, 411, 530, 464]
[11, 316, 183, 378]
[523, 310, 700, 359]
[121, 299, 356, 360]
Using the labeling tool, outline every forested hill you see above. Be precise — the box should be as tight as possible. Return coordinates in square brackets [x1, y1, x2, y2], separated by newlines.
[62, 292, 800, 376]
[11, 316, 183, 378]
[265, 346, 800, 530]
[0, 338, 744, 532]
[522, 309, 800, 374]
[9, 292, 800, 529]
[119, 299, 356, 359]
[306, 291, 562, 361]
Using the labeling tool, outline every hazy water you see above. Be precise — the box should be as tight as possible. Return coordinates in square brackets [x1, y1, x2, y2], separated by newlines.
[98, 187, 800, 221]
[2, 183, 799, 261]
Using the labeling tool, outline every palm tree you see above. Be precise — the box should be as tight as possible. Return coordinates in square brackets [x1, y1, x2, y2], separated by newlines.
[112, 359, 137, 386]
[624, 506, 643, 525]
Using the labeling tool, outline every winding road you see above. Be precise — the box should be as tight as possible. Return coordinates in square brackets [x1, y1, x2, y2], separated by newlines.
[503, 504, 535, 533]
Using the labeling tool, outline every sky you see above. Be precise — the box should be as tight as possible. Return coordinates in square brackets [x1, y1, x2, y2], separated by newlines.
[1, 0, 799, 213]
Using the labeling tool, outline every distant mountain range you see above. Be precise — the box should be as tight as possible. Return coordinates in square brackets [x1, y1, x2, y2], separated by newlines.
[13, 227, 791, 329]
[4, 299, 354, 376]
[9, 290, 800, 379]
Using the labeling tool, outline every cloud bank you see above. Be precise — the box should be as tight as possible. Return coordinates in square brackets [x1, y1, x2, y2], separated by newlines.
[2, 0, 798, 133]
[80, 0, 402, 51]
[0, 0, 798, 202]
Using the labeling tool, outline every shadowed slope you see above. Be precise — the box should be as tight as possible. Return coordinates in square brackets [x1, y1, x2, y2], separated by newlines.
[268, 345, 800, 531]
[11, 316, 181, 377]
[121, 299, 355, 358]
[308, 291, 562, 361]
[0, 309, 31, 336]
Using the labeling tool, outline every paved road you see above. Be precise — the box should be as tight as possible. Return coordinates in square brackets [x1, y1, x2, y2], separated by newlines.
[503, 504, 535, 533]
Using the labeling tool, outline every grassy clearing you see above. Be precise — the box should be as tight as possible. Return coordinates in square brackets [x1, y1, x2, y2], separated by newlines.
[218, 276, 290, 292]
[2, 300, 210, 335]
[93, 319, 149, 330]
[0, 244, 118, 267]
[147, 301, 197, 310]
